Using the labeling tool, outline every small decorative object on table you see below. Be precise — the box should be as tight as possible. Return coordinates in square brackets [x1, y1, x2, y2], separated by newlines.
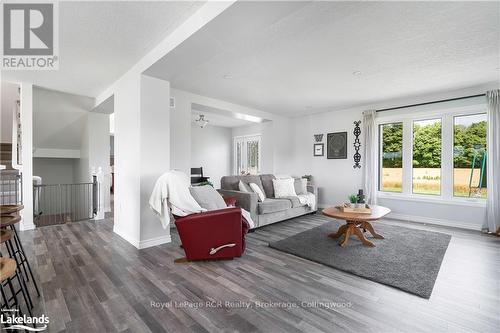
[357, 189, 365, 204]
[302, 175, 313, 185]
[337, 203, 372, 214]
[348, 194, 358, 206]
[353, 120, 361, 168]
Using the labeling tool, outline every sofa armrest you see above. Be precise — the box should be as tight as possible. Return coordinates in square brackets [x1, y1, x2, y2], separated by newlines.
[307, 184, 318, 210]
[218, 189, 258, 220]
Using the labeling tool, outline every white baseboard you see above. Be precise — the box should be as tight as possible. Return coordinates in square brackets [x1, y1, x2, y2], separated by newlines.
[386, 213, 480, 231]
[113, 226, 140, 248]
[138, 234, 171, 249]
[20, 223, 36, 231]
[113, 226, 171, 249]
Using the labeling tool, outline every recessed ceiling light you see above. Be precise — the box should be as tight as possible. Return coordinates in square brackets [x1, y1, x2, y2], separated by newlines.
[223, 74, 233, 79]
[352, 71, 362, 76]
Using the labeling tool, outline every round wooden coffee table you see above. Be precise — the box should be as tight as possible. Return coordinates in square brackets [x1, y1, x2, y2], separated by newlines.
[322, 205, 391, 247]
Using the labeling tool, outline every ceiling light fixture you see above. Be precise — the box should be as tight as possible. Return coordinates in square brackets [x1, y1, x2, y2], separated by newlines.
[195, 114, 209, 128]
[352, 71, 362, 76]
[223, 74, 233, 79]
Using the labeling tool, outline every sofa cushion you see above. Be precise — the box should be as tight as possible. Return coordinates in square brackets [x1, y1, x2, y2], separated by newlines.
[260, 174, 276, 198]
[221, 175, 265, 193]
[294, 178, 308, 195]
[258, 198, 292, 214]
[249, 183, 266, 202]
[281, 196, 305, 208]
[238, 180, 252, 192]
[189, 185, 227, 210]
[273, 178, 297, 198]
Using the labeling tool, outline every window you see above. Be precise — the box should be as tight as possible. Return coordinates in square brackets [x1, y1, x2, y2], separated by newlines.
[412, 118, 441, 195]
[379, 123, 403, 192]
[453, 114, 487, 198]
[377, 103, 487, 201]
[234, 135, 261, 175]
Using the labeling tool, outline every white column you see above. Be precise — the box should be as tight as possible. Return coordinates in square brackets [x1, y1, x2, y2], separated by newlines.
[113, 73, 171, 248]
[139, 75, 171, 247]
[19, 83, 35, 230]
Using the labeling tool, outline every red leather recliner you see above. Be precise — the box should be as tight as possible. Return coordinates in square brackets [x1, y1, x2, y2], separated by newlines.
[174, 197, 249, 261]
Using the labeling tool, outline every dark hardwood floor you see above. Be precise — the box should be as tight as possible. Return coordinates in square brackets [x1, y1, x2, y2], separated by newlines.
[15, 214, 500, 332]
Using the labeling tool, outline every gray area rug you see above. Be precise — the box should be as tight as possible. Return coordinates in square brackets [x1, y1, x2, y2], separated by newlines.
[269, 218, 451, 298]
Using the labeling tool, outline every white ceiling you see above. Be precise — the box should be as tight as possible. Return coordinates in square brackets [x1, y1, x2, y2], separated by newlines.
[2, 1, 205, 98]
[191, 109, 256, 128]
[145, 1, 500, 116]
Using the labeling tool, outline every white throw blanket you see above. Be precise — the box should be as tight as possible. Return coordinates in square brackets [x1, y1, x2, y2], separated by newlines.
[149, 170, 255, 229]
[149, 170, 206, 228]
[297, 193, 317, 211]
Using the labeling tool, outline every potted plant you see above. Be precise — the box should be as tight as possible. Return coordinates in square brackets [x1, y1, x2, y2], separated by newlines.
[348, 194, 359, 208]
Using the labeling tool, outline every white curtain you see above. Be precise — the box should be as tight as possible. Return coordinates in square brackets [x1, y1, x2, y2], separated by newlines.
[362, 110, 377, 205]
[483, 90, 500, 234]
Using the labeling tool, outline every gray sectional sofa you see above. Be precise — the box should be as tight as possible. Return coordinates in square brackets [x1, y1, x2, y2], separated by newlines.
[219, 174, 317, 228]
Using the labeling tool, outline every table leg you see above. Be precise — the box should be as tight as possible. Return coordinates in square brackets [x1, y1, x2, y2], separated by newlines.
[329, 224, 348, 239]
[362, 221, 384, 239]
[340, 225, 353, 247]
[351, 226, 375, 247]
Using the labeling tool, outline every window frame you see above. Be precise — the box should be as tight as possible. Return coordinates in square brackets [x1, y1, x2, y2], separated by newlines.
[376, 103, 487, 205]
[233, 134, 262, 175]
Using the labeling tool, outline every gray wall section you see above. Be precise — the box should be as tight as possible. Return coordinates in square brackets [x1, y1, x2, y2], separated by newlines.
[191, 123, 232, 189]
[33, 158, 77, 184]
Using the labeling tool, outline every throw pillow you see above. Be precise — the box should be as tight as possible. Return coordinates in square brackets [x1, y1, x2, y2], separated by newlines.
[273, 178, 297, 198]
[294, 178, 308, 195]
[249, 182, 266, 202]
[189, 185, 227, 211]
[238, 180, 252, 193]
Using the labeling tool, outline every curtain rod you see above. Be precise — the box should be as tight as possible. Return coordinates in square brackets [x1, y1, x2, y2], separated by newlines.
[376, 93, 486, 113]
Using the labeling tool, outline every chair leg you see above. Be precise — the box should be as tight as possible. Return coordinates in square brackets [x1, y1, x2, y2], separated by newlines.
[5, 240, 34, 309]
[9, 225, 41, 297]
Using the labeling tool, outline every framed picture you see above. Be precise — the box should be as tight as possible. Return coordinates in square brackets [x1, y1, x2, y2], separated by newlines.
[313, 143, 324, 156]
[327, 132, 347, 159]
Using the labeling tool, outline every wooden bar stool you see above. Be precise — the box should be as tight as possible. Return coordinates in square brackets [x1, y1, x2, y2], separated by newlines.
[0, 215, 40, 299]
[0, 204, 24, 216]
[1, 255, 34, 321]
[1, 226, 34, 312]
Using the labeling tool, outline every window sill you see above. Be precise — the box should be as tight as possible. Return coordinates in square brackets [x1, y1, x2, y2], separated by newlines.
[377, 192, 486, 207]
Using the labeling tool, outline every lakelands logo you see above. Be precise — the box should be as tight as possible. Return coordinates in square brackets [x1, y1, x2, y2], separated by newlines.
[1, 1, 59, 70]
[1, 309, 49, 331]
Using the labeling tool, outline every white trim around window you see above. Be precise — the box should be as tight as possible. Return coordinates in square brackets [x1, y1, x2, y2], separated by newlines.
[376, 102, 488, 204]
[233, 133, 262, 175]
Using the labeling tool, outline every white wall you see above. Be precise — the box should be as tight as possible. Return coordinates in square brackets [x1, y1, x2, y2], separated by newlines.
[191, 124, 232, 188]
[1, 82, 18, 144]
[170, 89, 193, 174]
[33, 158, 76, 184]
[33, 87, 93, 153]
[290, 109, 364, 207]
